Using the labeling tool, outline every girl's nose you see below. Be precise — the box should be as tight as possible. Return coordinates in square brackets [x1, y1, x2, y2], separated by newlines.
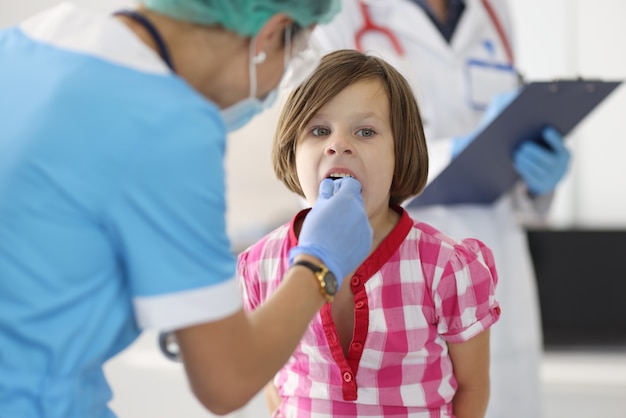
[325, 134, 353, 155]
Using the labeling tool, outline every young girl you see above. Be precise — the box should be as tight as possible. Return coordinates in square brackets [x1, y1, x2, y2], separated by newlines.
[238, 49, 501, 418]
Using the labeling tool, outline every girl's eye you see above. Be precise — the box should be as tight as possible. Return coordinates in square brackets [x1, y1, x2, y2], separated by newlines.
[357, 128, 375, 138]
[311, 126, 331, 136]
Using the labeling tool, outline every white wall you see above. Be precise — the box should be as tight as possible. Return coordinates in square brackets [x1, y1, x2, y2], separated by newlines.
[0, 0, 136, 20]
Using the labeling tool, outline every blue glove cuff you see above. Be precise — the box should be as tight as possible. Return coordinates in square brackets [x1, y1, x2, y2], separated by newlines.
[289, 245, 344, 287]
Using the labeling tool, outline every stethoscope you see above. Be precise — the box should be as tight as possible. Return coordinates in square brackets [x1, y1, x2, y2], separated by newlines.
[159, 330, 181, 362]
[113, 10, 177, 72]
[355, 0, 404, 55]
[355, 0, 514, 65]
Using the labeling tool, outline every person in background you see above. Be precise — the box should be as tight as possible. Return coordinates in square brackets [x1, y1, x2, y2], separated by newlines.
[0, 1, 375, 417]
[313, 1, 571, 417]
[239, 49, 501, 417]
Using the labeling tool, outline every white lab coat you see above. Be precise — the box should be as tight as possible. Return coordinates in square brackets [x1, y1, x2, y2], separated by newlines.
[315, 1, 547, 417]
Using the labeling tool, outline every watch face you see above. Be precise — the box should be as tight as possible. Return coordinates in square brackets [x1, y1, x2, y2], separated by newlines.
[323, 271, 338, 295]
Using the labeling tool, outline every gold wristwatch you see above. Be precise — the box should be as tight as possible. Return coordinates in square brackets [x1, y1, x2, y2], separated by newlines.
[292, 260, 338, 303]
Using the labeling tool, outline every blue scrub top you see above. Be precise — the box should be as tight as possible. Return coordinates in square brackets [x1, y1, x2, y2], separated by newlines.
[0, 4, 242, 417]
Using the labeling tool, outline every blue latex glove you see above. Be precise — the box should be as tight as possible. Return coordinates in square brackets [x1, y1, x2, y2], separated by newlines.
[513, 126, 571, 196]
[452, 90, 520, 158]
[289, 177, 373, 283]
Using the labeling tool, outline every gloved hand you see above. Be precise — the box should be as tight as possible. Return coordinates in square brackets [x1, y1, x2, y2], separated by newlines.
[513, 126, 571, 196]
[289, 177, 373, 283]
[451, 131, 477, 158]
[451, 90, 520, 158]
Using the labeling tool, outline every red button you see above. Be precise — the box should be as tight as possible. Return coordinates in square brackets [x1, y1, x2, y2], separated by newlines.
[352, 342, 362, 350]
[342, 371, 353, 383]
[351, 276, 361, 287]
[355, 301, 364, 309]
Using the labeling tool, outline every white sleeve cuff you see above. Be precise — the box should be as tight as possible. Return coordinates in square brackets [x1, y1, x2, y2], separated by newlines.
[133, 278, 243, 332]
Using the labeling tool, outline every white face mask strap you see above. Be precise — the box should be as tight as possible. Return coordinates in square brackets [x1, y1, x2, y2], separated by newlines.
[249, 36, 266, 99]
[284, 25, 292, 73]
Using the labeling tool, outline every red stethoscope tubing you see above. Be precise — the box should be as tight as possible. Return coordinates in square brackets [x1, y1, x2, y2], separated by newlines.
[355, 0, 404, 55]
[355, 0, 514, 65]
[480, 0, 514, 65]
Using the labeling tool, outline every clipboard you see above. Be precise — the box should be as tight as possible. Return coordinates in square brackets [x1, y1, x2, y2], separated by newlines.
[407, 79, 622, 208]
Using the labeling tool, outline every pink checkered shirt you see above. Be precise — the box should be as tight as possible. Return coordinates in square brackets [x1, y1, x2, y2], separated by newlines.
[238, 208, 500, 418]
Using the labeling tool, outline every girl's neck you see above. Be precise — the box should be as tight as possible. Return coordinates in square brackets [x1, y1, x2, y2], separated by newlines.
[369, 206, 401, 251]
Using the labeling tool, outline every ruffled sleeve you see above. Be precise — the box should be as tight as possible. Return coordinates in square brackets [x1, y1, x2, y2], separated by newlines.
[237, 249, 261, 312]
[432, 238, 501, 343]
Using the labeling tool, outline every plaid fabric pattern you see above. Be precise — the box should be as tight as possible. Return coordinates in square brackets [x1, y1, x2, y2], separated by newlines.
[238, 208, 500, 417]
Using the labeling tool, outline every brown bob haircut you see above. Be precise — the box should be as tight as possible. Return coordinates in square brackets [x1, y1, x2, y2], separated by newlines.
[272, 49, 429, 207]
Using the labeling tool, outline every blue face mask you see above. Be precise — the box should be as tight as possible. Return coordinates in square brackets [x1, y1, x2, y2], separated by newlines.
[220, 33, 283, 133]
[220, 24, 321, 132]
[220, 88, 277, 132]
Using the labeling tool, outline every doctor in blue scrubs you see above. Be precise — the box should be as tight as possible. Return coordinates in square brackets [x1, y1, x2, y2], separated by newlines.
[0, 1, 374, 417]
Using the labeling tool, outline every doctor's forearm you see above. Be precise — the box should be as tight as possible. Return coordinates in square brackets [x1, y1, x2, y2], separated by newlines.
[176, 264, 325, 415]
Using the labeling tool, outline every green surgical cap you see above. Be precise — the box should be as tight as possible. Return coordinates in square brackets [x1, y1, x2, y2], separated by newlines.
[143, 0, 341, 36]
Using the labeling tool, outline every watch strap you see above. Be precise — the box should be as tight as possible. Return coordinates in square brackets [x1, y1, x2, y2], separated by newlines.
[292, 260, 334, 303]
